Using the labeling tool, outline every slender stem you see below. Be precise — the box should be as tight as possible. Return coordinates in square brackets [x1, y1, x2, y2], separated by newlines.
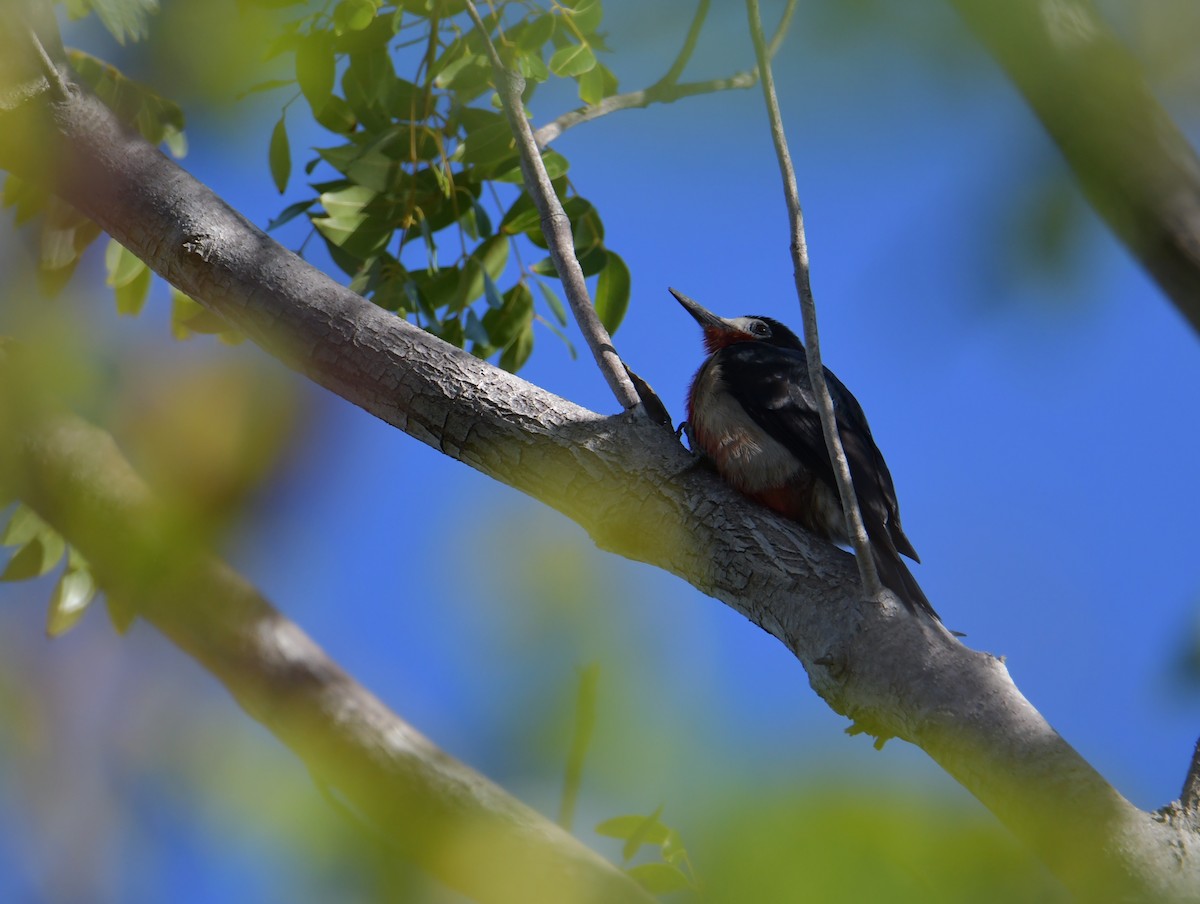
[744, 0, 883, 601]
[652, 0, 710, 89]
[27, 25, 66, 99]
[463, 0, 640, 410]
[534, 0, 796, 149]
[1181, 736, 1200, 813]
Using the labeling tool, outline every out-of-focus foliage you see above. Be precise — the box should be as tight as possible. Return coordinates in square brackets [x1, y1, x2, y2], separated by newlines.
[689, 785, 1065, 903]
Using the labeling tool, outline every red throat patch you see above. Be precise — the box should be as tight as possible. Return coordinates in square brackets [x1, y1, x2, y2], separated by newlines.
[702, 327, 753, 354]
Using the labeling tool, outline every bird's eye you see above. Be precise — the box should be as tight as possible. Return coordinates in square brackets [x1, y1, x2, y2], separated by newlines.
[749, 320, 771, 337]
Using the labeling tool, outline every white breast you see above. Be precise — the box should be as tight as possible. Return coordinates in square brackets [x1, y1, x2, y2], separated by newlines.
[691, 360, 801, 493]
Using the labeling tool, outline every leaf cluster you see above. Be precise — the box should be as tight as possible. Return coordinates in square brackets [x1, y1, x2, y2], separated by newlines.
[256, 0, 630, 371]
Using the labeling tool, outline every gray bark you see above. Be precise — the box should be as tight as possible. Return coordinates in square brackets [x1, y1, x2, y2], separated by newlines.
[1, 12, 1198, 902]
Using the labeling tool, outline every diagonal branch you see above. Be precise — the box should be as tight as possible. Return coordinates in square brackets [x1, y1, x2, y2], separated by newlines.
[744, 0, 883, 601]
[463, 0, 639, 411]
[950, 0, 1200, 336]
[1, 7, 1198, 900]
[533, 0, 796, 148]
[0, 396, 652, 904]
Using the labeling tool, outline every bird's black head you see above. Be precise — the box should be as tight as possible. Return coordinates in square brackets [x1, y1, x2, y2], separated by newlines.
[668, 288, 804, 354]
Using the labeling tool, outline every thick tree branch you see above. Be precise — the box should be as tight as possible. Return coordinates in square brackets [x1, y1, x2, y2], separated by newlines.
[463, 0, 639, 411]
[0, 393, 653, 904]
[951, 0, 1200, 336]
[533, 0, 796, 148]
[745, 0, 883, 601]
[1, 11, 1198, 901]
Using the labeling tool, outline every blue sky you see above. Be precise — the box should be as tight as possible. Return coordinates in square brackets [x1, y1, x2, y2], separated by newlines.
[2, 1, 1199, 900]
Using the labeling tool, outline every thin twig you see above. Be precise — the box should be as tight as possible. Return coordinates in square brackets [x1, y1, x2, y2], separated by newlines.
[1181, 736, 1200, 813]
[534, 0, 796, 148]
[463, 0, 640, 410]
[27, 26, 67, 100]
[652, 0, 711, 89]
[744, 0, 883, 601]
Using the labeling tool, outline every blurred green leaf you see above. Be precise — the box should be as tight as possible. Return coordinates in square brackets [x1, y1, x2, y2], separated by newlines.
[627, 863, 691, 894]
[296, 32, 336, 115]
[46, 550, 98, 637]
[267, 198, 317, 231]
[269, 115, 291, 194]
[482, 271, 504, 310]
[595, 250, 630, 334]
[596, 810, 669, 847]
[578, 62, 618, 105]
[1, 532, 65, 582]
[333, 0, 376, 33]
[549, 43, 597, 78]
[535, 278, 567, 325]
[71, 0, 158, 45]
[482, 282, 533, 348]
[105, 239, 147, 288]
[463, 308, 490, 345]
[564, 0, 603, 34]
[499, 322, 533, 372]
[1, 504, 47, 548]
[115, 264, 152, 316]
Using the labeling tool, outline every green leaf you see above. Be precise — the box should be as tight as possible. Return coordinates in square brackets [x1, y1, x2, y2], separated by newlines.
[46, 554, 98, 637]
[499, 322, 533, 372]
[577, 62, 618, 105]
[596, 811, 670, 845]
[104, 239, 146, 288]
[564, 0, 603, 34]
[1, 505, 47, 548]
[626, 863, 691, 894]
[548, 43, 597, 78]
[115, 264, 152, 316]
[535, 278, 567, 325]
[84, 0, 157, 45]
[594, 250, 630, 334]
[494, 149, 568, 184]
[333, 0, 376, 33]
[538, 314, 577, 359]
[269, 115, 291, 194]
[311, 185, 390, 258]
[482, 283, 533, 347]
[463, 309, 489, 345]
[236, 79, 293, 100]
[296, 32, 336, 115]
[516, 13, 555, 51]
[456, 119, 516, 167]
[482, 271, 504, 310]
[267, 198, 316, 231]
[434, 52, 486, 90]
[454, 235, 510, 310]
[1, 532, 65, 582]
[313, 94, 358, 134]
[517, 51, 550, 83]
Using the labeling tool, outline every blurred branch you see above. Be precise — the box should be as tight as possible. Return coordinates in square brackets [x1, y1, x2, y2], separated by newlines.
[1182, 737, 1200, 814]
[463, 0, 639, 411]
[0, 386, 652, 904]
[533, 0, 796, 147]
[745, 0, 883, 603]
[1, 4, 1199, 900]
[951, 0, 1200, 336]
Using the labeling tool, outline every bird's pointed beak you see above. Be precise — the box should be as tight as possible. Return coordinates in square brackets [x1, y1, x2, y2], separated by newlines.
[668, 287, 731, 333]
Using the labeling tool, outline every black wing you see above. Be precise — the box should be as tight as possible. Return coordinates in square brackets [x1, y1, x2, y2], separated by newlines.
[715, 342, 918, 562]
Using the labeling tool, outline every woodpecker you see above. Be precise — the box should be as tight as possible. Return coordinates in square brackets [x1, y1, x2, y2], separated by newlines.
[670, 287, 941, 623]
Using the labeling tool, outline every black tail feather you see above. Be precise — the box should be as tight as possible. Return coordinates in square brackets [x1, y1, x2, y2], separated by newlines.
[871, 546, 942, 624]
